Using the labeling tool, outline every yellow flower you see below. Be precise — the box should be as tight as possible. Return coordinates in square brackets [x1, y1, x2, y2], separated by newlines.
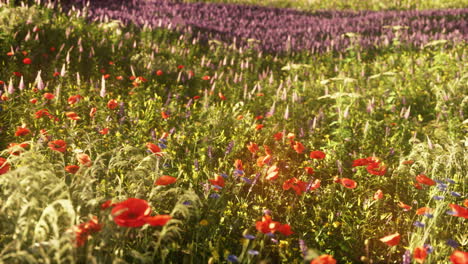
[279, 240, 289, 248]
[199, 219, 209, 226]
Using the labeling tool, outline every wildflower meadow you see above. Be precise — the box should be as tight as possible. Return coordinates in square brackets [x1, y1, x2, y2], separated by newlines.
[0, 0, 466, 263]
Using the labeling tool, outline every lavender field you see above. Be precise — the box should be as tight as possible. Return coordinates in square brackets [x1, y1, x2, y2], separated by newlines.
[0, 0, 467, 263]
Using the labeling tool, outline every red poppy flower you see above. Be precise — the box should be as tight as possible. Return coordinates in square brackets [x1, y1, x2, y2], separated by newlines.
[286, 133, 295, 140]
[218, 92, 226, 100]
[273, 132, 283, 141]
[111, 198, 151, 227]
[415, 174, 436, 186]
[146, 143, 162, 156]
[101, 200, 113, 210]
[74, 216, 102, 247]
[7, 143, 29, 156]
[30, 98, 37, 104]
[0, 157, 10, 175]
[48, 140, 67, 153]
[414, 182, 423, 190]
[413, 246, 428, 264]
[202, 75, 210, 81]
[68, 95, 83, 105]
[234, 159, 244, 171]
[155, 175, 177, 186]
[310, 150, 326, 160]
[66, 112, 81, 121]
[209, 175, 225, 189]
[144, 215, 172, 226]
[99, 128, 109, 135]
[416, 207, 432, 215]
[450, 250, 468, 264]
[15, 127, 30, 137]
[6, 51, 14, 56]
[464, 199, 468, 208]
[304, 167, 315, 175]
[283, 177, 308, 195]
[193, 95, 200, 100]
[43, 93, 55, 100]
[379, 233, 400, 246]
[373, 189, 384, 200]
[65, 165, 80, 174]
[22, 58, 32, 64]
[247, 142, 258, 154]
[255, 215, 280, 234]
[116, 75, 123, 80]
[277, 224, 293, 236]
[340, 178, 357, 189]
[310, 255, 337, 264]
[255, 124, 264, 130]
[309, 179, 321, 191]
[352, 157, 373, 167]
[366, 162, 387, 176]
[293, 141, 305, 154]
[107, 99, 118, 110]
[257, 155, 272, 167]
[90, 107, 97, 117]
[77, 153, 92, 167]
[266, 165, 279, 181]
[402, 160, 414, 165]
[156, 70, 163, 76]
[177, 65, 184, 69]
[398, 202, 412, 211]
[449, 204, 468, 219]
[13, 71, 22, 77]
[35, 109, 50, 119]
[161, 111, 169, 119]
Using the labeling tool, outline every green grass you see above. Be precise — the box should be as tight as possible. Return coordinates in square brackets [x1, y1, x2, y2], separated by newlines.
[0, 3, 466, 264]
[186, 0, 468, 11]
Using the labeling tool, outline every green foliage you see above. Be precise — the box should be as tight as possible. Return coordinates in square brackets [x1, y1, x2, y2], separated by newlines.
[0, 3, 466, 264]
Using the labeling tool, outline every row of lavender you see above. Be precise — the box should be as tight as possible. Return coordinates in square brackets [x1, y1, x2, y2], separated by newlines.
[63, 0, 467, 53]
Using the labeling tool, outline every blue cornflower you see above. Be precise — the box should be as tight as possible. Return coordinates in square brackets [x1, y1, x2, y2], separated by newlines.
[446, 239, 460, 248]
[445, 178, 456, 184]
[227, 255, 239, 263]
[413, 221, 425, 228]
[433, 196, 445, 200]
[220, 173, 229, 179]
[234, 169, 244, 176]
[424, 213, 434, 218]
[158, 143, 167, 149]
[248, 250, 259, 255]
[424, 244, 434, 254]
[450, 191, 461, 197]
[241, 177, 252, 184]
[210, 193, 220, 199]
[243, 234, 256, 240]
[437, 183, 448, 191]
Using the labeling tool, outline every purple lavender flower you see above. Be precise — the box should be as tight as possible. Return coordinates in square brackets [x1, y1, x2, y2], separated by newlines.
[402, 250, 411, 264]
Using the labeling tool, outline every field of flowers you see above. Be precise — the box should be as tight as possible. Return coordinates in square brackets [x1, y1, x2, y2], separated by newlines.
[0, 1, 467, 263]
